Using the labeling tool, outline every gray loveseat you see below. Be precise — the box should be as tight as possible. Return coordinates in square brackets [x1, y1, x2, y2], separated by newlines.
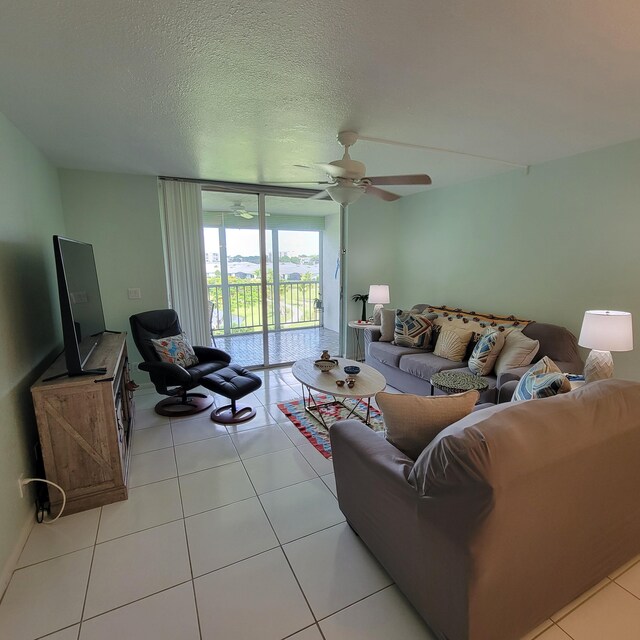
[365, 304, 583, 403]
[330, 379, 640, 640]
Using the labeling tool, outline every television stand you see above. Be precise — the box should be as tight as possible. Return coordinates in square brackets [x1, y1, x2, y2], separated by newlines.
[42, 367, 107, 382]
[31, 333, 134, 515]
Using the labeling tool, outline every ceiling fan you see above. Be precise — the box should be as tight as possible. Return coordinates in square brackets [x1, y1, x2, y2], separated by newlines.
[228, 201, 270, 219]
[290, 131, 432, 205]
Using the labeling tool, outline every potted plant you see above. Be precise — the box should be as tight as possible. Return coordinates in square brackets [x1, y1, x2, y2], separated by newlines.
[351, 293, 369, 321]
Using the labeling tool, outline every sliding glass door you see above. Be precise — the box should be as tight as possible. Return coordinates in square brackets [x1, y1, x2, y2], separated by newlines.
[201, 187, 341, 368]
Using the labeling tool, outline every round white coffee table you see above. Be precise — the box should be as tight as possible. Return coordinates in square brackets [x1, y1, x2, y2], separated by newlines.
[292, 356, 386, 427]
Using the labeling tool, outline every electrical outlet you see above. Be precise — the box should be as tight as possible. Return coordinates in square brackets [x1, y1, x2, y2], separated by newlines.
[18, 473, 25, 498]
[127, 288, 141, 300]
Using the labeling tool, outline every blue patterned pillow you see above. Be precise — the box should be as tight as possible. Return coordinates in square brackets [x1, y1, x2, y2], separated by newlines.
[151, 332, 199, 367]
[468, 329, 506, 375]
[512, 357, 571, 401]
[393, 310, 434, 349]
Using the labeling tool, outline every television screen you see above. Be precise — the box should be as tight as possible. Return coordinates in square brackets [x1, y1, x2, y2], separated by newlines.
[53, 236, 106, 375]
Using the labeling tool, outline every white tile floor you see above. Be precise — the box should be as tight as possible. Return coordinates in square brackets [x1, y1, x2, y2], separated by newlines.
[2, 367, 640, 640]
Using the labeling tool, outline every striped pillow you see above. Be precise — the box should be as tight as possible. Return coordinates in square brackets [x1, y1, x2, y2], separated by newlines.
[393, 310, 434, 349]
[513, 357, 571, 401]
[468, 328, 506, 375]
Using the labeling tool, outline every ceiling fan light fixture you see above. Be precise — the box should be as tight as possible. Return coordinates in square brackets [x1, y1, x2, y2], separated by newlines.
[325, 184, 365, 205]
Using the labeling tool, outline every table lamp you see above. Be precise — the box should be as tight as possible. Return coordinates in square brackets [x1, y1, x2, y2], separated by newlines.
[368, 285, 390, 324]
[578, 310, 633, 383]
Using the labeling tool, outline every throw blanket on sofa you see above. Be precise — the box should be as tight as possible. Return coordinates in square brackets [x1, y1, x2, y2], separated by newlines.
[411, 304, 532, 338]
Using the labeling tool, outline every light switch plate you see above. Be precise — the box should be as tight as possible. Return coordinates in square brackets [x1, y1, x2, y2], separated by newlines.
[127, 288, 141, 299]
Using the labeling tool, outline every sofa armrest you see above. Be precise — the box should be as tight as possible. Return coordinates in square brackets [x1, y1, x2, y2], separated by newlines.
[497, 360, 584, 387]
[498, 380, 518, 403]
[364, 327, 381, 344]
[330, 420, 413, 486]
[497, 365, 531, 386]
[330, 421, 416, 530]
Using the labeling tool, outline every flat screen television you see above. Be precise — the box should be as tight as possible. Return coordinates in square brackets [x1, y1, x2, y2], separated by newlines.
[53, 235, 108, 377]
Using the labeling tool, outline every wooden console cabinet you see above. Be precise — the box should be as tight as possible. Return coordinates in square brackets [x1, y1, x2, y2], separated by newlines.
[31, 332, 134, 515]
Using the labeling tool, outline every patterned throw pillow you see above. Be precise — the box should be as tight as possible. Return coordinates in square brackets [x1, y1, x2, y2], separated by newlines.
[151, 332, 199, 367]
[393, 310, 433, 349]
[433, 326, 474, 362]
[512, 356, 571, 401]
[468, 329, 506, 375]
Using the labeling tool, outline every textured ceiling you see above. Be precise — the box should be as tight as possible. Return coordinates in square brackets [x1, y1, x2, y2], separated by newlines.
[2, 0, 640, 194]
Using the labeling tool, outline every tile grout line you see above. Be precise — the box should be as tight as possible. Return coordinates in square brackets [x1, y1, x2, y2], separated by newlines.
[77, 505, 103, 636]
[550, 577, 612, 623]
[170, 415, 204, 640]
[230, 430, 322, 635]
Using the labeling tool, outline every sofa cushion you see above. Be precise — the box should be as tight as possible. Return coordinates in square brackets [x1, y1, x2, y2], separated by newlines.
[468, 328, 506, 375]
[394, 310, 435, 348]
[377, 389, 480, 460]
[379, 308, 396, 342]
[494, 330, 540, 375]
[512, 356, 571, 401]
[434, 326, 474, 361]
[151, 332, 199, 367]
[398, 351, 466, 381]
[368, 341, 425, 368]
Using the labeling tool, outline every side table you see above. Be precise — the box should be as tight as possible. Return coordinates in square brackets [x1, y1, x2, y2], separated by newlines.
[430, 371, 489, 396]
[348, 321, 380, 362]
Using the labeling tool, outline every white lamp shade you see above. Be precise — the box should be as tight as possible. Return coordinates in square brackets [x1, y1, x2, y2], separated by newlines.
[368, 285, 390, 305]
[578, 310, 633, 352]
[325, 185, 365, 205]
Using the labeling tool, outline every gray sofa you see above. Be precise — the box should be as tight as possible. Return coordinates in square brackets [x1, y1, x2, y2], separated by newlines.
[365, 305, 583, 403]
[330, 379, 640, 640]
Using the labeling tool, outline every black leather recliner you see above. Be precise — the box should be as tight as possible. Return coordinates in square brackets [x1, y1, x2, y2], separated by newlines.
[130, 309, 262, 423]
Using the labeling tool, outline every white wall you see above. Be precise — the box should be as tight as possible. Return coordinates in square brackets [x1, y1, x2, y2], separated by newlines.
[321, 212, 341, 334]
[58, 170, 168, 370]
[394, 138, 640, 380]
[343, 197, 400, 359]
[0, 111, 66, 590]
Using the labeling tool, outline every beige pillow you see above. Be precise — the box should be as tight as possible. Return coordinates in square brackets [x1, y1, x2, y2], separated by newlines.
[494, 330, 540, 375]
[377, 390, 480, 460]
[433, 326, 474, 361]
[379, 308, 396, 342]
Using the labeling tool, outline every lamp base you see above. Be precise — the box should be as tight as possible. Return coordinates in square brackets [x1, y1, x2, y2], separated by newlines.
[373, 303, 384, 325]
[584, 349, 613, 383]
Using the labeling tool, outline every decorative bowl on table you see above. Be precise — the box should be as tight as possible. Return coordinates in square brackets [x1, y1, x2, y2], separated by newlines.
[315, 359, 338, 372]
[343, 365, 360, 376]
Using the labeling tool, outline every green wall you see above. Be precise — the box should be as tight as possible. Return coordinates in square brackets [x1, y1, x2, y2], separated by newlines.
[58, 170, 168, 369]
[343, 198, 399, 358]
[387, 139, 640, 380]
[0, 112, 66, 584]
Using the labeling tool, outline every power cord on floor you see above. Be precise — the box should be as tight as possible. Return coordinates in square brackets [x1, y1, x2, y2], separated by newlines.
[21, 478, 67, 524]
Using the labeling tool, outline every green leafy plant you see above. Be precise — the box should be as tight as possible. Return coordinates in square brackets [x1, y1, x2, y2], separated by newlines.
[351, 293, 369, 321]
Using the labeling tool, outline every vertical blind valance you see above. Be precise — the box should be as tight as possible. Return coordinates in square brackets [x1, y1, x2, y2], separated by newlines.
[202, 212, 326, 231]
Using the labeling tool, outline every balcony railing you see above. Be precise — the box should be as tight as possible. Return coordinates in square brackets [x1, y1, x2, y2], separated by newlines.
[208, 281, 321, 335]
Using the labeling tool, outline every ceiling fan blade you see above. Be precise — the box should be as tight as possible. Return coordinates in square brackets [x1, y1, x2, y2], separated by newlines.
[314, 163, 349, 178]
[364, 174, 432, 186]
[263, 181, 331, 185]
[240, 212, 254, 219]
[308, 190, 330, 200]
[364, 185, 401, 202]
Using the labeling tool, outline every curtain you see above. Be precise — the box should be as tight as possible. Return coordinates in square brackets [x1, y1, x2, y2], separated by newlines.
[159, 180, 209, 346]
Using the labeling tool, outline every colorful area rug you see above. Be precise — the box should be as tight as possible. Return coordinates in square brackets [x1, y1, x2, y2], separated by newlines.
[277, 394, 385, 459]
